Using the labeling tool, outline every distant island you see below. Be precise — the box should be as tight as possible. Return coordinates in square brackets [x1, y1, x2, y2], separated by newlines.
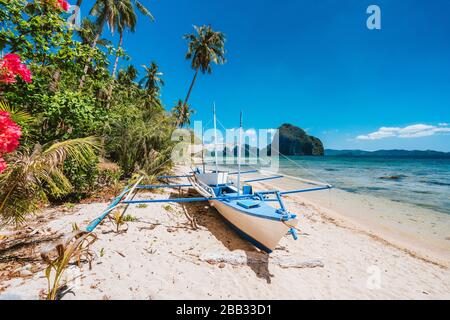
[213, 123, 325, 157]
[264, 124, 324, 156]
[325, 149, 450, 158]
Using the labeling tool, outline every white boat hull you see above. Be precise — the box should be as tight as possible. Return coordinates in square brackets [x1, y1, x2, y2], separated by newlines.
[210, 200, 298, 252]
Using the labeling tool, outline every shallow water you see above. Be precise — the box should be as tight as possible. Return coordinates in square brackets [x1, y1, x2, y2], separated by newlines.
[276, 156, 450, 215]
[212, 155, 450, 215]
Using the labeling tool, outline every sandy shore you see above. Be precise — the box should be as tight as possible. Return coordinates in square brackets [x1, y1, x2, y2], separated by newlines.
[240, 170, 450, 266]
[0, 166, 449, 299]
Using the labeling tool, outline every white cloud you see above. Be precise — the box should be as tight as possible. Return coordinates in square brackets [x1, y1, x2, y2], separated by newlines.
[356, 123, 450, 140]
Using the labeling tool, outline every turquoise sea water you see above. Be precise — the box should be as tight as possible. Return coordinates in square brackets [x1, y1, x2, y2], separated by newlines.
[276, 156, 450, 215]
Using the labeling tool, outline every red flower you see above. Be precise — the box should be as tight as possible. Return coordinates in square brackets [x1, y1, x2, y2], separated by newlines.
[57, 0, 70, 11]
[41, 0, 70, 11]
[0, 53, 32, 84]
[0, 110, 21, 173]
[0, 111, 21, 153]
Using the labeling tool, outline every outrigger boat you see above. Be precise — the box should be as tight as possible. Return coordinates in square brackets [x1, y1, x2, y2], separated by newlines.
[86, 107, 332, 253]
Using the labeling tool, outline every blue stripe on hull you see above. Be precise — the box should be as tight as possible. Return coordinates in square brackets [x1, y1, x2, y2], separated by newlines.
[214, 208, 273, 253]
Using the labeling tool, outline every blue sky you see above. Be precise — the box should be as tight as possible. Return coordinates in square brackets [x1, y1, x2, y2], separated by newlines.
[79, 0, 450, 151]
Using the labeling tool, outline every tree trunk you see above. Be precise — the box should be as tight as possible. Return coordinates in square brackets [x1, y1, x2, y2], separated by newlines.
[106, 33, 124, 109]
[111, 33, 123, 79]
[178, 69, 199, 127]
[49, 69, 61, 92]
[78, 20, 105, 89]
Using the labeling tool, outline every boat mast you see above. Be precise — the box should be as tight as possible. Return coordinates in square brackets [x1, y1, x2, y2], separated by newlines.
[201, 126, 206, 173]
[213, 102, 219, 173]
[237, 111, 243, 195]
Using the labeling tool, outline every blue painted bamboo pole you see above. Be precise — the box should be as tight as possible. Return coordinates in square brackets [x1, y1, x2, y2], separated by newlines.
[86, 186, 130, 232]
[228, 169, 258, 175]
[122, 194, 260, 204]
[136, 184, 192, 189]
[157, 174, 193, 179]
[256, 185, 332, 196]
[244, 175, 284, 183]
[279, 185, 332, 195]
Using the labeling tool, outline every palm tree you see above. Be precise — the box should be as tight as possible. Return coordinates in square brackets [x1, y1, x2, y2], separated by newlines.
[0, 137, 101, 226]
[113, 1, 154, 79]
[105, 1, 136, 108]
[79, 0, 154, 89]
[76, 18, 112, 47]
[179, 25, 226, 126]
[172, 99, 194, 127]
[139, 62, 164, 95]
[78, 0, 115, 89]
[118, 65, 138, 86]
[137, 62, 164, 110]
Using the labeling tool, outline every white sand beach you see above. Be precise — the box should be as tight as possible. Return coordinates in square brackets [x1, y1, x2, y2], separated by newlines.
[0, 165, 449, 300]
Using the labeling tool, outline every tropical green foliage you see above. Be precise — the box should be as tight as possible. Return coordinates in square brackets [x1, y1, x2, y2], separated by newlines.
[105, 105, 174, 174]
[0, 137, 101, 226]
[0, 0, 225, 226]
[39, 90, 107, 142]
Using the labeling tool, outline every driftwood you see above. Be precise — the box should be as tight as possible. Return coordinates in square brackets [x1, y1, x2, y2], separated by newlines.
[197, 251, 324, 269]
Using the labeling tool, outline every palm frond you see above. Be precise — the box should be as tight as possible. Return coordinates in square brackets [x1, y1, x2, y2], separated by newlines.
[0, 137, 102, 227]
[134, 0, 154, 21]
[0, 100, 33, 125]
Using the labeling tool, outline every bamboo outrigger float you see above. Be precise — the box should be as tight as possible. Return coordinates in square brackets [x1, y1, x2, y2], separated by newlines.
[86, 107, 332, 253]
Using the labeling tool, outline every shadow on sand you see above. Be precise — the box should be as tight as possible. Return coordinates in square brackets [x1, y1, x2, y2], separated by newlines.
[169, 188, 273, 283]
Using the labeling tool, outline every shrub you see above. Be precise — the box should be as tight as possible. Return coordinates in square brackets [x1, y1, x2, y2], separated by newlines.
[96, 159, 123, 189]
[59, 153, 100, 201]
[38, 90, 107, 143]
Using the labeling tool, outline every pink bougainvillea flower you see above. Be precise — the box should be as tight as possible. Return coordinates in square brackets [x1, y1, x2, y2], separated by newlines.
[0, 111, 22, 154]
[0, 53, 32, 84]
[14, 63, 32, 83]
[0, 110, 22, 174]
[3, 54, 21, 64]
[0, 69, 16, 84]
[58, 0, 70, 11]
[41, 0, 69, 11]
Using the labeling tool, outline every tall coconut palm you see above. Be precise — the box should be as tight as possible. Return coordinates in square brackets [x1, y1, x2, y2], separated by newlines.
[179, 25, 226, 127]
[172, 99, 195, 127]
[118, 65, 138, 85]
[105, 1, 154, 107]
[137, 62, 164, 110]
[78, 0, 116, 89]
[105, 1, 136, 107]
[112, 1, 154, 79]
[139, 62, 164, 96]
[76, 18, 112, 47]
[79, 0, 154, 89]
